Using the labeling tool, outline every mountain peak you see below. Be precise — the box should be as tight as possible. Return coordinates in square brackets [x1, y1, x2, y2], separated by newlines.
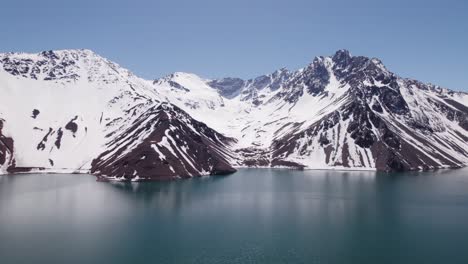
[332, 49, 352, 64]
[44, 48, 96, 55]
[0, 48, 97, 58]
[1, 48, 468, 178]
[155, 72, 205, 84]
[275, 67, 289, 73]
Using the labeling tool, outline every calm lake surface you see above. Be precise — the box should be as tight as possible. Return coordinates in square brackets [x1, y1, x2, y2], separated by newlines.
[1, 168, 468, 264]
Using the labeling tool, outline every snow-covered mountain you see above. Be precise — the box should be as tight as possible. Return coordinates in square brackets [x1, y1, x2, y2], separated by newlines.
[0, 49, 235, 179]
[0, 49, 467, 180]
[152, 50, 468, 171]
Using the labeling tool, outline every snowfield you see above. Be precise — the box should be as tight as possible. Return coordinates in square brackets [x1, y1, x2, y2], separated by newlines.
[0, 49, 467, 180]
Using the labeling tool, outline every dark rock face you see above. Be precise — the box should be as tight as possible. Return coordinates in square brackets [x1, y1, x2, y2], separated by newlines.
[167, 80, 190, 92]
[37, 128, 53, 151]
[287, 57, 330, 97]
[65, 116, 79, 136]
[332, 49, 352, 66]
[209, 69, 291, 104]
[31, 109, 40, 119]
[249, 68, 290, 91]
[55, 128, 63, 149]
[271, 93, 467, 172]
[235, 147, 271, 167]
[91, 103, 237, 180]
[265, 50, 468, 172]
[440, 99, 468, 131]
[0, 120, 15, 172]
[208, 78, 245, 98]
[1, 50, 79, 81]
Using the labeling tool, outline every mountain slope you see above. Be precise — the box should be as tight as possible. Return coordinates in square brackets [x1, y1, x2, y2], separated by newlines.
[91, 103, 236, 180]
[0, 49, 236, 179]
[267, 51, 468, 171]
[0, 49, 467, 179]
[152, 50, 468, 171]
[0, 119, 14, 173]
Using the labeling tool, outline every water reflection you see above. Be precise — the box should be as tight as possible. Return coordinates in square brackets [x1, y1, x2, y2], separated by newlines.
[1, 168, 468, 264]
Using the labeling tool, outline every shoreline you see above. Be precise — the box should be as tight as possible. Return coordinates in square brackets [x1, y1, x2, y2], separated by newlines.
[1, 164, 466, 182]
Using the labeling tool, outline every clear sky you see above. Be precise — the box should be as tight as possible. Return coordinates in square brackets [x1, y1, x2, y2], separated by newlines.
[1, 0, 467, 91]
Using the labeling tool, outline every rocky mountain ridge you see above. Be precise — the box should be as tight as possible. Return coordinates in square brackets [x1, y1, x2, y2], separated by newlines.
[0, 49, 467, 180]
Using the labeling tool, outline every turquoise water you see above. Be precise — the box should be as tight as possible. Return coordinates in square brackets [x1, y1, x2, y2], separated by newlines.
[1, 168, 468, 264]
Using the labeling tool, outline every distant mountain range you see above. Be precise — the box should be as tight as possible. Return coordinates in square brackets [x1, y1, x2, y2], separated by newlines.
[1, 49, 467, 180]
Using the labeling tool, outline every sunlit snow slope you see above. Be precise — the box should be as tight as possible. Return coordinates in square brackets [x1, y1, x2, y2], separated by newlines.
[1, 49, 467, 179]
[0, 50, 235, 179]
[153, 50, 468, 171]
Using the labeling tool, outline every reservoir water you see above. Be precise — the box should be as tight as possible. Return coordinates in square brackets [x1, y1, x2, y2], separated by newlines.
[1, 168, 468, 264]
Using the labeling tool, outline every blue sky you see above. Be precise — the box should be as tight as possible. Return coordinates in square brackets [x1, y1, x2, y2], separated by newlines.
[1, 0, 467, 91]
